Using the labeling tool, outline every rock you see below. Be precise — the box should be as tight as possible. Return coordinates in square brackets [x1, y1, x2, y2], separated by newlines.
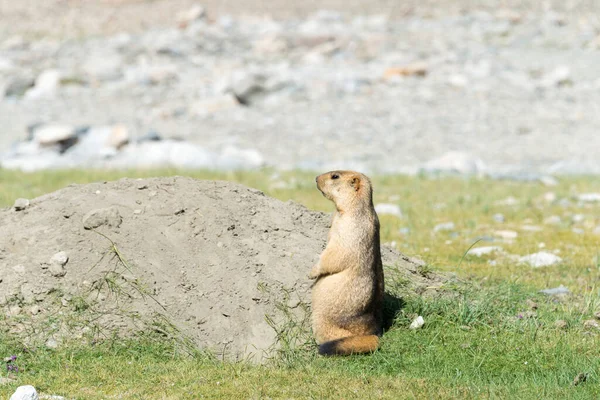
[191, 94, 240, 116]
[540, 285, 570, 296]
[539, 176, 558, 186]
[13, 198, 30, 211]
[82, 207, 122, 230]
[48, 251, 68, 277]
[9, 385, 39, 400]
[544, 215, 561, 225]
[519, 251, 562, 268]
[583, 319, 599, 330]
[138, 131, 162, 142]
[107, 124, 129, 150]
[433, 222, 455, 232]
[554, 320, 568, 330]
[572, 214, 585, 223]
[539, 66, 572, 88]
[217, 146, 265, 169]
[229, 72, 267, 105]
[45, 337, 58, 349]
[30, 305, 41, 315]
[577, 193, 600, 202]
[493, 213, 505, 223]
[177, 4, 206, 28]
[421, 152, 485, 175]
[7, 305, 21, 316]
[375, 203, 402, 218]
[33, 124, 77, 147]
[409, 315, 425, 330]
[526, 299, 538, 310]
[572, 372, 588, 386]
[3, 76, 35, 97]
[520, 225, 542, 232]
[543, 192, 557, 202]
[494, 230, 518, 239]
[595, 311, 600, 320]
[112, 141, 213, 169]
[82, 51, 123, 82]
[467, 246, 503, 257]
[25, 69, 61, 99]
[383, 63, 428, 79]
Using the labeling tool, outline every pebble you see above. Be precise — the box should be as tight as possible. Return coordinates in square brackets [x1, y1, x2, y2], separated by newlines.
[45, 338, 59, 349]
[433, 222, 455, 232]
[577, 193, 600, 203]
[107, 124, 130, 149]
[583, 319, 599, 330]
[33, 124, 77, 146]
[519, 251, 562, 268]
[544, 215, 561, 225]
[540, 285, 570, 296]
[9, 385, 39, 400]
[374, 203, 402, 218]
[554, 320, 568, 330]
[13, 198, 30, 211]
[82, 206, 123, 230]
[25, 69, 61, 99]
[421, 151, 485, 175]
[49, 251, 69, 277]
[494, 230, 518, 239]
[493, 213, 505, 223]
[467, 246, 503, 257]
[409, 315, 425, 329]
[383, 62, 428, 79]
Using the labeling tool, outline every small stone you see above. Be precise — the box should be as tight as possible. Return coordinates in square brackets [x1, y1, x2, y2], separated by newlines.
[33, 124, 76, 146]
[13, 198, 30, 211]
[50, 251, 69, 267]
[25, 69, 61, 99]
[540, 65, 571, 88]
[539, 176, 558, 186]
[45, 338, 58, 349]
[526, 299, 538, 310]
[133, 209, 142, 215]
[383, 62, 428, 79]
[229, 72, 266, 105]
[409, 316, 425, 330]
[433, 222, 455, 232]
[421, 151, 485, 175]
[9, 385, 39, 400]
[30, 305, 41, 315]
[191, 94, 240, 116]
[520, 225, 542, 232]
[467, 246, 503, 257]
[7, 305, 21, 316]
[577, 193, 600, 203]
[572, 214, 585, 223]
[554, 320, 568, 330]
[544, 215, 561, 225]
[107, 124, 129, 150]
[583, 319, 599, 330]
[540, 285, 570, 296]
[519, 251, 562, 268]
[494, 230, 518, 240]
[374, 203, 402, 218]
[572, 372, 588, 386]
[177, 4, 206, 28]
[594, 311, 600, 320]
[543, 192, 557, 202]
[493, 213, 505, 223]
[82, 207, 122, 230]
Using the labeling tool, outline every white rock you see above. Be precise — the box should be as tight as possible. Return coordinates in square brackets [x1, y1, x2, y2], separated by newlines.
[520, 225, 542, 232]
[421, 151, 485, 175]
[33, 124, 76, 146]
[543, 192, 557, 202]
[25, 69, 61, 99]
[13, 198, 30, 211]
[577, 193, 600, 202]
[495, 230, 518, 239]
[191, 94, 240, 116]
[519, 251, 562, 268]
[107, 124, 129, 149]
[493, 213, 505, 223]
[544, 215, 561, 225]
[218, 146, 265, 169]
[45, 338, 58, 349]
[375, 203, 402, 218]
[409, 316, 425, 330]
[572, 214, 585, 223]
[177, 4, 206, 27]
[468, 246, 503, 257]
[433, 222, 455, 232]
[539, 65, 571, 88]
[10, 385, 38, 400]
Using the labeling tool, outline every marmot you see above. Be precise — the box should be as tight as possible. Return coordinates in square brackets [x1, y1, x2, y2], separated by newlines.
[310, 170, 384, 356]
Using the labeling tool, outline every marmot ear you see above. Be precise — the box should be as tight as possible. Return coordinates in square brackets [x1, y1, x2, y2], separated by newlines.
[351, 177, 360, 192]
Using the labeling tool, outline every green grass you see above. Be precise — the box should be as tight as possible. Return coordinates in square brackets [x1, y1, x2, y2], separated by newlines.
[1, 169, 600, 399]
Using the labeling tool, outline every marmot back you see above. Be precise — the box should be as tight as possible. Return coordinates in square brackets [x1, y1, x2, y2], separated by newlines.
[309, 170, 384, 356]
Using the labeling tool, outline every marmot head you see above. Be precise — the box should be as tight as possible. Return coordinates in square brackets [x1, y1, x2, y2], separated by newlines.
[316, 170, 373, 212]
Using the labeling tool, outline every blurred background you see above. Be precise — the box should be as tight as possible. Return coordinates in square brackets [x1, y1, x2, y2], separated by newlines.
[1, 0, 600, 176]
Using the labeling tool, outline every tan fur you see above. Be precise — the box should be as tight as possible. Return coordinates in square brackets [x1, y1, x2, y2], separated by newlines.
[310, 170, 384, 356]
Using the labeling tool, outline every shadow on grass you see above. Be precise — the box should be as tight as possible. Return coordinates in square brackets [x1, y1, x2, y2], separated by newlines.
[382, 291, 406, 332]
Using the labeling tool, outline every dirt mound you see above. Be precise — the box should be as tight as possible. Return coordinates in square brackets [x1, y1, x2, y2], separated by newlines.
[0, 177, 439, 360]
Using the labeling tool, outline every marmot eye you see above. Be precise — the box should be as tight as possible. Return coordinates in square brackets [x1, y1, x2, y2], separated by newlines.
[331, 174, 339, 179]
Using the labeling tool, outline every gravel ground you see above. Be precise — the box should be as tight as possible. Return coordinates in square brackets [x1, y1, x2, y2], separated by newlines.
[1, 1, 600, 175]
